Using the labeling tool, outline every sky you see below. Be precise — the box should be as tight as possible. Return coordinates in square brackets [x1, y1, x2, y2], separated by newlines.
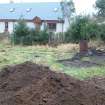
[0, 0, 96, 15]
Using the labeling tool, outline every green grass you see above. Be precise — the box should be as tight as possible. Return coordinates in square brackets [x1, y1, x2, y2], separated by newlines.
[0, 43, 105, 80]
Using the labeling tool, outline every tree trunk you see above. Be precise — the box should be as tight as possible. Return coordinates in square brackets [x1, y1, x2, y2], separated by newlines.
[79, 40, 88, 54]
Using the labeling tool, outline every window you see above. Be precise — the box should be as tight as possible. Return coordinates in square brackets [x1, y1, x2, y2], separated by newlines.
[5, 22, 8, 32]
[47, 23, 56, 31]
[5, 22, 8, 29]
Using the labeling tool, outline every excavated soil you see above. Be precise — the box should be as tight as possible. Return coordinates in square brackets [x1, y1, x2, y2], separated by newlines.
[0, 62, 105, 105]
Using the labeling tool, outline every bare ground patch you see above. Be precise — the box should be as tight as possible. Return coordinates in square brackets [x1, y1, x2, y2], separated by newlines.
[59, 49, 105, 67]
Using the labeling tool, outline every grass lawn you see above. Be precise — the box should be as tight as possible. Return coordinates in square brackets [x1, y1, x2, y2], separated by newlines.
[0, 43, 105, 80]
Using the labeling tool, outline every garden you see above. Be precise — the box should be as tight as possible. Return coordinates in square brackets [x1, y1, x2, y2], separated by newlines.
[1, 0, 105, 104]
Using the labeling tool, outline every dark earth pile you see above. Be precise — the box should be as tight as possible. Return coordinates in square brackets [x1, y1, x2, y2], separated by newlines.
[0, 62, 105, 105]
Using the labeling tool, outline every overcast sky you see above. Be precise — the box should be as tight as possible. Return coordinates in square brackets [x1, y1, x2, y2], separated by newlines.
[0, 0, 96, 15]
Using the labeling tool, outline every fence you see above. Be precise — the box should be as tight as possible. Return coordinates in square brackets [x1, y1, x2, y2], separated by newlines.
[48, 32, 65, 46]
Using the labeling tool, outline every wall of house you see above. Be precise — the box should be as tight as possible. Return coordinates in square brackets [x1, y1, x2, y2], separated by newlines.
[56, 19, 69, 33]
[41, 22, 46, 30]
[27, 22, 35, 29]
[0, 22, 16, 33]
[63, 18, 69, 32]
[0, 22, 35, 33]
[8, 22, 14, 33]
[0, 22, 5, 33]
[56, 23, 62, 33]
[0, 20, 69, 33]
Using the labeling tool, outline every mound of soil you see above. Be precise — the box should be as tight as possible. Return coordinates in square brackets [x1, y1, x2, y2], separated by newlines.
[0, 62, 105, 105]
[86, 77, 105, 90]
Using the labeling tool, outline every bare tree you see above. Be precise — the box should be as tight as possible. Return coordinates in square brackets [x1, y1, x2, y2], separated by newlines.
[96, 0, 105, 17]
[60, 0, 75, 25]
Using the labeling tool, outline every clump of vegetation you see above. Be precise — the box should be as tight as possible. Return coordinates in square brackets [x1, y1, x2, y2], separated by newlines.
[11, 19, 49, 45]
[60, 0, 75, 25]
[30, 29, 49, 45]
[96, 0, 105, 17]
[65, 16, 98, 43]
[97, 24, 105, 42]
[86, 20, 99, 40]
[11, 19, 31, 45]
[64, 15, 103, 53]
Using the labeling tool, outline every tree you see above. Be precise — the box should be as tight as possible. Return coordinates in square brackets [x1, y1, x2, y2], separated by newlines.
[65, 16, 89, 42]
[11, 19, 49, 45]
[96, 0, 105, 17]
[11, 19, 31, 45]
[65, 16, 95, 53]
[60, 0, 75, 25]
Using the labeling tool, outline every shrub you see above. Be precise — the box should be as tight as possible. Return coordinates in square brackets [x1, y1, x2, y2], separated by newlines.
[97, 24, 105, 42]
[11, 19, 49, 45]
[64, 16, 100, 43]
[65, 16, 90, 43]
[11, 19, 31, 45]
[86, 21, 99, 40]
[30, 29, 49, 45]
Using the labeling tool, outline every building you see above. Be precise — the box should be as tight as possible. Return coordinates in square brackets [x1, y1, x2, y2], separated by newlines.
[0, 2, 69, 33]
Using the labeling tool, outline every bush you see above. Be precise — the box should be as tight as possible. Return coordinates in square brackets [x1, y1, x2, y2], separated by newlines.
[64, 16, 99, 43]
[97, 24, 105, 42]
[86, 21, 99, 40]
[11, 19, 49, 45]
[11, 19, 31, 45]
[30, 29, 49, 45]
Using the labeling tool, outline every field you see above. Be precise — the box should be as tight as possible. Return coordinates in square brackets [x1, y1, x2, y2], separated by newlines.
[0, 43, 105, 80]
[1, 43, 105, 105]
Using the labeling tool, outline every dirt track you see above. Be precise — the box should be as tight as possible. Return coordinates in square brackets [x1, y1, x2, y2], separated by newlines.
[0, 62, 105, 105]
